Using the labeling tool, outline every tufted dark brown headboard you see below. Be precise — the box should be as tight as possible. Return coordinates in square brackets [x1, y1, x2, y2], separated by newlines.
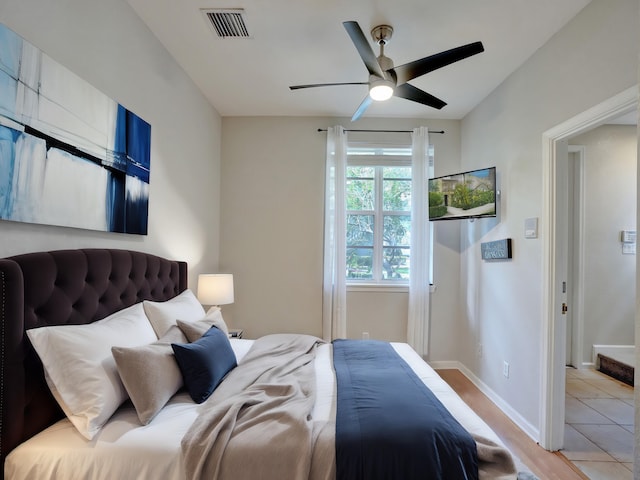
[0, 249, 187, 473]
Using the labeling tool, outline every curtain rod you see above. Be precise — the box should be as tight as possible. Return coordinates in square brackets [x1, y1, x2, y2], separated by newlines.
[317, 128, 445, 134]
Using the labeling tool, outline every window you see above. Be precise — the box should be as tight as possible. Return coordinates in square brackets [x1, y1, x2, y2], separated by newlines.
[345, 144, 433, 285]
[346, 145, 411, 283]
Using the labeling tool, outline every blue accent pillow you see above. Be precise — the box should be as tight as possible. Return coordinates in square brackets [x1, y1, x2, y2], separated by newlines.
[171, 326, 237, 403]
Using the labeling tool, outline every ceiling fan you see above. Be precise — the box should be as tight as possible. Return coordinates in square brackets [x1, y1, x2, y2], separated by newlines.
[289, 21, 484, 121]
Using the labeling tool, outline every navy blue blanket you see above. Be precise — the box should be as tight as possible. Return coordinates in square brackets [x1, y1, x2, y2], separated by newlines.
[333, 339, 478, 480]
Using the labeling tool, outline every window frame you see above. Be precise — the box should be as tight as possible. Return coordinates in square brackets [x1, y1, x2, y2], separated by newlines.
[345, 143, 435, 289]
[346, 149, 413, 286]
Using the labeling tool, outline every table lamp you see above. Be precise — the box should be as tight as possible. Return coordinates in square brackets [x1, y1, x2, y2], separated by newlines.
[197, 273, 234, 308]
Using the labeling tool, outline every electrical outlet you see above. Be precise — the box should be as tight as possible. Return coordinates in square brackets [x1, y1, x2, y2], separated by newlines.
[362, 331, 369, 340]
[503, 361, 510, 378]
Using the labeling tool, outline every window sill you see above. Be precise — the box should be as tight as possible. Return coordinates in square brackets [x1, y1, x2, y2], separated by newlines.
[347, 284, 437, 293]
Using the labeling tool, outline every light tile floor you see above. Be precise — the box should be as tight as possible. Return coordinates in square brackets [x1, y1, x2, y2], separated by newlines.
[561, 367, 634, 479]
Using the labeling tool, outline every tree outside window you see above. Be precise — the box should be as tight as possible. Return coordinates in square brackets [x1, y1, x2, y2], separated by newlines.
[346, 164, 411, 282]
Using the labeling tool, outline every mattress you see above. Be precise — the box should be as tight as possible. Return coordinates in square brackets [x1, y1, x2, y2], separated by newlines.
[5, 339, 509, 480]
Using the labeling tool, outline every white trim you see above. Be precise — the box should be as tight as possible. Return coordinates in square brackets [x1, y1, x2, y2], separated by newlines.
[429, 362, 539, 442]
[593, 344, 635, 352]
[348, 156, 412, 167]
[347, 283, 437, 294]
[428, 360, 460, 370]
[592, 344, 635, 367]
[540, 86, 638, 451]
[347, 284, 409, 293]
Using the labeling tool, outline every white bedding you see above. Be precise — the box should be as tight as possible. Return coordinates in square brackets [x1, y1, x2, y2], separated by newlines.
[5, 339, 509, 480]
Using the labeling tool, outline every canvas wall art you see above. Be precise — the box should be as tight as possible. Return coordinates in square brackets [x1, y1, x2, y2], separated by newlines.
[0, 23, 150, 235]
[480, 238, 512, 260]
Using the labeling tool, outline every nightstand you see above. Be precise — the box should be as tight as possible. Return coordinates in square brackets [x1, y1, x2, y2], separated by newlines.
[228, 328, 243, 339]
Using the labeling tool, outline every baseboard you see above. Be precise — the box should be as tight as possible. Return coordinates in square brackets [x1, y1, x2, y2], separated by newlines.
[430, 360, 540, 443]
[592, 344, 634, 368]
[429, 360, 459, 370]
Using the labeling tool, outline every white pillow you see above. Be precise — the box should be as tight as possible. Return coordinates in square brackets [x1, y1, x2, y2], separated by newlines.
[27, 303, 157, 440]
[143, 289, 205, 337]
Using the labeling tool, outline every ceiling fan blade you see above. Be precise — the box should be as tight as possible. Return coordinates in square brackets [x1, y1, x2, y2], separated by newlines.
[392, 41, 484, 85]
[343, 21, 385, 78]
[394, 83, 447, 110]
[351, 95, 373, 122]
[289, 82, 368, 90]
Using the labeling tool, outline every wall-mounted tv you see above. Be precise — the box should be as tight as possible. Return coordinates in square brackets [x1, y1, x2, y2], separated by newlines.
[428, 166, 496, 221]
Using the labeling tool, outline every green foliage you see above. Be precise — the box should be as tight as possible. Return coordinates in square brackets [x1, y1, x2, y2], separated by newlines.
[383, 179, 411, 210]
[383, 167, 411, 211]
[428, 192, 447, 218]
[346, 215, 374, 246]
[429, 205, 448, 218]
[346, 247, 373, 279]
[429, 191, 444, 206]
[346, 179, 374, 210]
[450, 183, 494, 210]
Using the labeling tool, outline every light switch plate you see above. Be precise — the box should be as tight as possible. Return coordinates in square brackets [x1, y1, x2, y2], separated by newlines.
[524, 217, 538, 239]
[621, 230, 636, 243]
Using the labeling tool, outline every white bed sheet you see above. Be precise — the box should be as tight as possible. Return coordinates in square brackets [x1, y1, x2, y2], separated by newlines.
[5, 339, 507, 480]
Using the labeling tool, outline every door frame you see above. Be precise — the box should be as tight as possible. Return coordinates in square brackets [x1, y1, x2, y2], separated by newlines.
[540, 86, 637, 450]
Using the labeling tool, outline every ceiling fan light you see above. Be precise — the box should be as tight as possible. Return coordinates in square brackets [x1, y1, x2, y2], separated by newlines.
[369, 79, 394, 101]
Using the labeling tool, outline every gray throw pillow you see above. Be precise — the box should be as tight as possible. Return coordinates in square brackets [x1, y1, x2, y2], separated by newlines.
[177, 307, 229, 341]
[112, 325, 187, 425]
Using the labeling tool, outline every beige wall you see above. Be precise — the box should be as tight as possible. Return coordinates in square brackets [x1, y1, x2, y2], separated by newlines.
[220, 115, 465, 360]
[0, 0, 223, 289]
[460, 0, 638, 433]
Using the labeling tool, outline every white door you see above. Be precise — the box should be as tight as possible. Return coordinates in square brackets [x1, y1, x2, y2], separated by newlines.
[551, 138, 570, 449]
[567, 147, 585, 369]
[565, 151, 574, 366]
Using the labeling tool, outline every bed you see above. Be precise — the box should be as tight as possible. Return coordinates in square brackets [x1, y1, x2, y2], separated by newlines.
[1, 248, 519, 480]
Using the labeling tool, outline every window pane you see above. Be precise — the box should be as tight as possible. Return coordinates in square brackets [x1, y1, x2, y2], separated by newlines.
[383, 166, 411, 178]
[383, 179, 411, 211]
[384, 167, 411, 211]
[347, 166, 374, 210]
[347, 179, 374, 210]
[383, 215, 410, 246]
[383, 247, 410, 280]
[348, 166, 375, 177]
[347, 214, 374, 246]
[347, 247, 373, 279]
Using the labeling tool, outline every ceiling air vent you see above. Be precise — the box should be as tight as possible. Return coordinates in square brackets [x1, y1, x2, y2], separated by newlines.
[202, 9, 250, 38]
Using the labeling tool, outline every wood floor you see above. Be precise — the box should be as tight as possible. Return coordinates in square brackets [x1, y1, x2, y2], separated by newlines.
[437, 369, 589, 480]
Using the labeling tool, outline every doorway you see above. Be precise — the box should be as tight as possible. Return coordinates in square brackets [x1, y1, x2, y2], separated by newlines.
[540, 86, 638, 452]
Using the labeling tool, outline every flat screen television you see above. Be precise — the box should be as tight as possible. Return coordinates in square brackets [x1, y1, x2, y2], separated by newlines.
[428, 166, 496, 221]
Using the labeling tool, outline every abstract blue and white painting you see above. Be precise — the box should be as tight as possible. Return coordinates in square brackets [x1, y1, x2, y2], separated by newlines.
[0, 23, 150, 234]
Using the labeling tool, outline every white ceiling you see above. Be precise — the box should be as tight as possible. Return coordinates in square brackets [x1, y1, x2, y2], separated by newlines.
[126, 0, 593, 120]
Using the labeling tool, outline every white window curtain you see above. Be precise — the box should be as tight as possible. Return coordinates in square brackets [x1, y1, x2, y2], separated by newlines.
[407, 126, 431, 356]
[322, 126, 347, 341]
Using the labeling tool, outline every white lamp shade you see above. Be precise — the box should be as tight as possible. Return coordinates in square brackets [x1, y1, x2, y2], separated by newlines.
[197, 274, 234, 306]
